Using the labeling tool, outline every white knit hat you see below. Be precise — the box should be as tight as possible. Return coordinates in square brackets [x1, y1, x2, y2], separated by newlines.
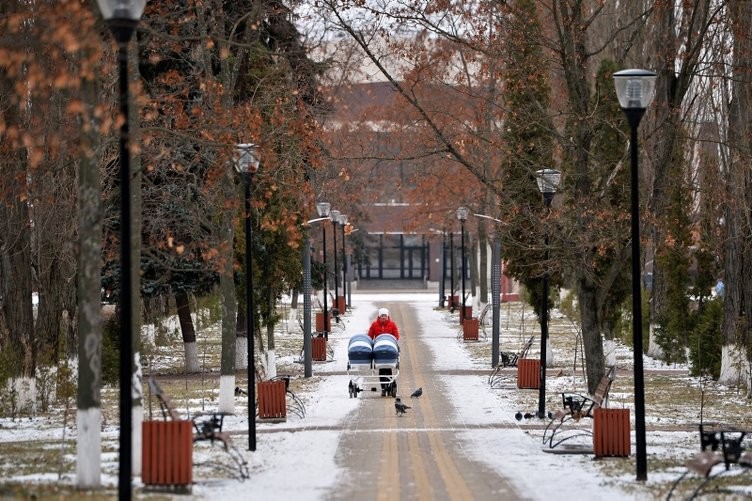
[378, 308, 389, 317]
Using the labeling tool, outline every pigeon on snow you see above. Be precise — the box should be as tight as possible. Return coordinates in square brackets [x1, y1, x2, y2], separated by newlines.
[394, 397, 411, 416]
[410, 387, 423, 398]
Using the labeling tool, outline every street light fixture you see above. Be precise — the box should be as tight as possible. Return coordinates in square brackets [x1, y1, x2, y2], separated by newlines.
[329, 209, 340, 314]
[339, 214, 348, 310]
[456, 206, 469, 322]
[94, 0, 146, 496]
[535, 168, 561, 419]
[235, 143, 260, 452]
[614, 68, 657, 482]
[316, 202, 331, 338]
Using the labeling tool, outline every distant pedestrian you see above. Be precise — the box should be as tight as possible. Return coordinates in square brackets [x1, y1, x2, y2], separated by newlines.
[368, 307, 400, 340]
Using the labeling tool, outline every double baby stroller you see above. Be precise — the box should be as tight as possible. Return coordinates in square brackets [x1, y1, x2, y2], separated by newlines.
[347, 333, 400, 398]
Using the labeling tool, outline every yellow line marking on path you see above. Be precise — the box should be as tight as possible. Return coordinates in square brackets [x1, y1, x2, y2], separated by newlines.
[404, 316, 474, 501]
[378, 393, 400, 501]
[400, 365, 432, 501]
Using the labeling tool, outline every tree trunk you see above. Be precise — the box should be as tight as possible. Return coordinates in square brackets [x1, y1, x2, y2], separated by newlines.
[577, 279, 606, 395]
[468, 236, 479, 312]
[76, 75, 103, 488]
[218, 171, 237, 413]
[0, 65, 35, 378]
[175, 291, 199, 373]
[128, 45, 145, 476]
[266, 322, 276, 380]
[719, 0, 752, 386]
[236, 309, 248, 370]
[477, 230, 488, 310]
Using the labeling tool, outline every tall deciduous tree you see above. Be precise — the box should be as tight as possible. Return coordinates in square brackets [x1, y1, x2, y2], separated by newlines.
[720, 0, 752, 389]
[641, 0, 717, 361]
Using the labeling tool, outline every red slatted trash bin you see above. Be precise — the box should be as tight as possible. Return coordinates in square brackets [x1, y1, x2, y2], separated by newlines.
[517, 359, 540, 389]
[315, 312, 329, 333]
[594, 408, 631, 457]
[312, 336, 327, 361]
[336, 296, 346, 315]
[258, 380, 287, 421]
[463, 318, 480, 341]
[142, 420, 193, 491]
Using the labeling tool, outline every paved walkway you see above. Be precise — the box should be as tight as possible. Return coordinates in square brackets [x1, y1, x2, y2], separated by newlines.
[330, 301, 521, 500]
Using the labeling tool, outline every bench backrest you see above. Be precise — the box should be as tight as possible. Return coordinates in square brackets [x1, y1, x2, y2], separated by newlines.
[148, 376, 182, 421]
[478, 304, 491, 322]
[519, 336, 535, 358]
[592, 366, 616, 408]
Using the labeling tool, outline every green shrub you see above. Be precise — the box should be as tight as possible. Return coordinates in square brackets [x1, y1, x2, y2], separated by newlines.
[196, 292, 222, 329]
[102, 317, 120, 386]
[688, 297, 723, 378]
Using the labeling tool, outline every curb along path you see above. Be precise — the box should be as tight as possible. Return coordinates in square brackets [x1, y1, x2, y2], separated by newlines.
[329, 301, 520, 500]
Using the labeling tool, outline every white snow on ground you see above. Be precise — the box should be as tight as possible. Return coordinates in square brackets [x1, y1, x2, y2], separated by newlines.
[1, 291, 749, 500]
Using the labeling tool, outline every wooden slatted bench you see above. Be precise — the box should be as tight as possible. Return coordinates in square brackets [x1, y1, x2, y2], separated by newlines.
[542, 366, 616, 449]
[147, 377, 249, 480]
[488, 335, 535, 388]
[667, 425, 752, 499]
[456, 303, 491, 341]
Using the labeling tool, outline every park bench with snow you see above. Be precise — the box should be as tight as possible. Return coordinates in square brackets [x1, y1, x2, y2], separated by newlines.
[147, 376, 249, 480]
[541, 365, 616, 449]
[487, 335, 535, 388]
[666, 424, 752, 499]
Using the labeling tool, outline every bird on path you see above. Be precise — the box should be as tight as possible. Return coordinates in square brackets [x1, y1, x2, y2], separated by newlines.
[394, 397, 411, 416]
[410, 387, 423, 398]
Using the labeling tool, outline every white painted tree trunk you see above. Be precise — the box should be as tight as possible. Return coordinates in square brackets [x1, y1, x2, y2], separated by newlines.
[132, 352, 144, 476]
[132, 404, 143, 476]
[646, 322, 664, 359]
[184, 341, 199, 373]
[218, 375, 236, 414]
[604, 338, 617, 367]
[718, 344, 749, 388]
[76, 408, 101, 488]
[236, 337, 248, 370]
[266, 350, 276, 380]
[545, 337, 554, 366]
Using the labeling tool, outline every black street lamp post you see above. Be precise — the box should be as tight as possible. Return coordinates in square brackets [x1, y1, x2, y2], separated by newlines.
[303, 231, 312, 378]
[449, 232, 455, 310]
[535, 168, 561, 419]
[330, 209, 340, 310]
[303, 215, 330, 377]
[440, 231, 447, 308]
[235, 144, 260, 451]
[491, 235, 501, 367]
[94, 1, 146, 497]
[316, 202, 331, 338]
[614, 68, 657, 482]
[456, 207, 469, 321]
[339, 214, 348, 310]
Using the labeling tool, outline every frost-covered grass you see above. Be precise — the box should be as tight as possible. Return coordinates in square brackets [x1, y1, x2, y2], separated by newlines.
[455, 300, 752, 499]
[1, 293, 751, 500]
